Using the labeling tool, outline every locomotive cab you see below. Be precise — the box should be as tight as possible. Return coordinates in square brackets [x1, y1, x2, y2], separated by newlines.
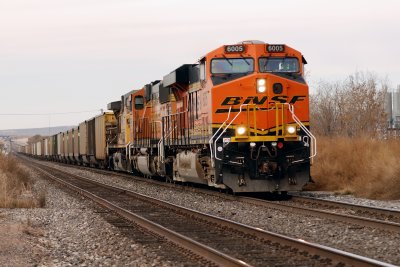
[206, 41, 316, 193]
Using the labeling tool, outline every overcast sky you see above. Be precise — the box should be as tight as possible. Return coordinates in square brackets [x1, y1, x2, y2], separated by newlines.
[1, 0, 399, 130]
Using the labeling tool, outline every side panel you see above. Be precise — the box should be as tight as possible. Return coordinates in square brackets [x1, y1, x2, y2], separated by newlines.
[48, 136, 53, 156]
[63, 132, 68, 159]
[57, 133, 62, 156]
[79, 122, 87, 155]
[44, 138, 49, 156]
[52, 134, 57, 157]
[87, 119, 96, 156]
[68, 130, 74, 157]
[36, 141, 42, 156]
[73, 127, 79, 158]
[41, 139, 45, 156]
[95, 112, 116, 160]
[95, 115, 105, 160]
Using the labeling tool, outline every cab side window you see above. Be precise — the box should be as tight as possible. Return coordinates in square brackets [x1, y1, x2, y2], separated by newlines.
[134, 96, 144, 110]
[200, 60, 206, 81]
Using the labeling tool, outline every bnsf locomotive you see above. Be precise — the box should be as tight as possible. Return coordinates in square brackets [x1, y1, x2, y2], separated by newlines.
[23, 40, 316, 193]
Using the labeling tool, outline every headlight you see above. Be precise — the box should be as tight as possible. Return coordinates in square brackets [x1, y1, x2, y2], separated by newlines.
[257, 79, 266, 86]
[286, 126, 296, 134]
[236, 126, 247, 135]
[257, 79, 266, 93]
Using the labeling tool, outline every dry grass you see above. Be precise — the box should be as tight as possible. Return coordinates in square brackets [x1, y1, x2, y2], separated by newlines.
[0, 154, 45, 208]
[22, 218, 44, 237]
[311, 136, 400, 200]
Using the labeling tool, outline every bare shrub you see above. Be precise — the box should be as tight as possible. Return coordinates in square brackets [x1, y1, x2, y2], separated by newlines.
[308, 72, 400, 199]
[311, 137, 400, 200]
[0, 155, 45, 208]
[311, 71, 388, 138]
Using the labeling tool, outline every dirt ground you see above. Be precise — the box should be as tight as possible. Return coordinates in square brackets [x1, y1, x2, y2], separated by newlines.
[0, 212, 43, 267]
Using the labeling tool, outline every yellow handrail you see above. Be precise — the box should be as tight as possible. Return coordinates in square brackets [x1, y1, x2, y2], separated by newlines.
[274, 103, 288, 137]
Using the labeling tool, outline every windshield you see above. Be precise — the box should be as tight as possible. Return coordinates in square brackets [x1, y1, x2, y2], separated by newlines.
[211, 58, 254, 74]
[259, 57, 299, 73]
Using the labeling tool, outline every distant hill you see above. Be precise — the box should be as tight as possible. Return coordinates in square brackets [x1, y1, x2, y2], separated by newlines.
[0, 126, 73, 137]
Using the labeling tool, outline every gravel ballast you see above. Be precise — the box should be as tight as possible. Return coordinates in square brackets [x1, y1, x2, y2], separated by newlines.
[36, 160, 400, 265]
[0, 163, 199, 267]
[294, 191, 400, 210]
[8, 158, 400, 266]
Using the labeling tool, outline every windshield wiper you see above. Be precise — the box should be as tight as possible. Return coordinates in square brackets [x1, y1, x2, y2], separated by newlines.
[240, 54, 250, 66]
[222, 54, 233, 66]
[263, 59, 268, 71]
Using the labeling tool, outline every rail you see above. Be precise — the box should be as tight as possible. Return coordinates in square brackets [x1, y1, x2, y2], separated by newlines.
[290, 195, 400, 224]
[22, 157, 396, 267]
[239, 195, 400, 233]
[26, 160, 243, 266]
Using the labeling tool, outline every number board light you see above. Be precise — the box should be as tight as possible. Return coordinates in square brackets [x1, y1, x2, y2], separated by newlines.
[225, 45, 245, 53]
[267, 44, 285, 53]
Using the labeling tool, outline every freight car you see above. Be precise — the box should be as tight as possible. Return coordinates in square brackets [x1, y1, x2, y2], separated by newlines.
[23, 40, 316, 194]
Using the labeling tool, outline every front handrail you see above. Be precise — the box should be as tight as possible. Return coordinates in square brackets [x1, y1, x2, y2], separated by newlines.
[286, 103, 317, 161]
[208, 103, 316, 166]
[159, 125, 177, 164]
[209, 107, 232, 167]
[212, 104, 251, 165]
[126, 142, 132, 160]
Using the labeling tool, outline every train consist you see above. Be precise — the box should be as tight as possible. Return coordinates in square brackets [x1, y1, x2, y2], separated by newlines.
[21, 40, 316, 193]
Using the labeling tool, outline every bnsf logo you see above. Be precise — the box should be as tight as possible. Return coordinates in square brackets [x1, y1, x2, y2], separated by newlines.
[216, 95, 306, 113]
[221, 95, 306, 105]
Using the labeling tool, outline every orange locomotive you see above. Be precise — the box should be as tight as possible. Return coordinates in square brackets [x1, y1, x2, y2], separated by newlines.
[108, 40, 316, 193]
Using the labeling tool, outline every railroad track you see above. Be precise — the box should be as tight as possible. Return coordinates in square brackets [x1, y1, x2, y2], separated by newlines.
[289, 195, 400, 224]
[237, 195, 400, 233]
[20, 156, 395, 267]
[28, 157, 400, 234]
